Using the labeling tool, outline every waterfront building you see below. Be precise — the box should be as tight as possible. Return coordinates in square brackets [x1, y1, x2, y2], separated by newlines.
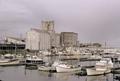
[41, 20, 55, 33]
[55, 33, 60, 48]
[41, 20, 60, 48]
[0, 37, 25, 54]
[26, 21, 61, 51]
[0, 43, 25, 54]
[41, 21, 60, 47]
[60, 32, 78, 47]
[26, 28, 50, 51]
[49, 32, 60, 48]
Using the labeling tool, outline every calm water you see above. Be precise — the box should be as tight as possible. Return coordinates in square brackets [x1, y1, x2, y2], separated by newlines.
[0, 66, 118, 81]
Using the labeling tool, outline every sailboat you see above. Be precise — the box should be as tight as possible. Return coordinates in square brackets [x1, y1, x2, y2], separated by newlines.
[38, 47, 57, 72]
[38, 53, 57, 72]
[38, 32, 59, 72]
[55, 47, 81, 73]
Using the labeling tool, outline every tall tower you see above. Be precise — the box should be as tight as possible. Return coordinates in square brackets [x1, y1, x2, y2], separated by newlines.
[42, 21, 55, 32]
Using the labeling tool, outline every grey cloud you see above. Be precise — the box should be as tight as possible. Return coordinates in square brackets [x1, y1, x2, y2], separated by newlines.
[0, 0, 120, 47]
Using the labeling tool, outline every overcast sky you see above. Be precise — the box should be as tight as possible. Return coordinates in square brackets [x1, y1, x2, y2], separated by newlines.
[0, 0, 120, 47]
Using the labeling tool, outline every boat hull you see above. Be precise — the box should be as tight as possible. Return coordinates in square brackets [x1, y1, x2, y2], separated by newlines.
[86, 68, 111, 76]
[56, 66, 81, 73]
[38, 66, 56, 72]
[0, 60, 20, 66]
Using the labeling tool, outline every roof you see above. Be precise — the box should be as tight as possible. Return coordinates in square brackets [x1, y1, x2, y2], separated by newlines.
[6, 37, 25, 42]
[61, 32, 78, 34]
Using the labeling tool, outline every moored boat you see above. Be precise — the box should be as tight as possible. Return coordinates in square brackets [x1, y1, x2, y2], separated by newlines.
[25, 55, 44, 65]
[86, 58, 113, 76]
[86, 68, 111, 76]
[56, 62, 81, 73]
[38, 65, 56, 72]
[0, 58, 20, 66]
[38, 60, 63, 72]
[0, 59, 10, 63]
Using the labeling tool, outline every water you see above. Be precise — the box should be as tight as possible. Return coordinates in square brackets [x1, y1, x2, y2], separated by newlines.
[0, 66, 118, 81]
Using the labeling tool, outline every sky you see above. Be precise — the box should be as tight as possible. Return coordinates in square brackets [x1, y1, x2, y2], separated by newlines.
[0, 0, 120, 47]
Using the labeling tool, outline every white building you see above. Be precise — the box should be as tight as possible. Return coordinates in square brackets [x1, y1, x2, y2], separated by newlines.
[26, 28, 50, 51]
[41, 20, 60, 48]
[41, 21, 55, 32]
[26, 21, 61, 51]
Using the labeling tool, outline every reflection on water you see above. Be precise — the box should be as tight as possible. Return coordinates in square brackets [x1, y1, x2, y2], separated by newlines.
[86, 74, 113, 81]
[0, 66, 117, 81]
[87, 75, 106, 81]
[53, 73, 72, 81]
[37, 71, 53, 77]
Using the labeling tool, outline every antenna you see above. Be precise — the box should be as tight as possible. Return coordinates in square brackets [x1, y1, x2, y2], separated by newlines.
[20, 34, 23, 39]
[105, 42, 107, 48]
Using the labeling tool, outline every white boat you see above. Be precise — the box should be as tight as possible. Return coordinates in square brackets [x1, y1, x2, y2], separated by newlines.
[0, 59, 10, 63]
[0, 60, 20, 66]
[90, 55, 102, 59]
[95, 58, 113, 70]
[0, 58, 20, 66]
[4, 54, 15, 59]
[25, 55, 44, 65]
[56, 62, 81, 73]
[38, 65, 56, 72]
[38, 60, 63, 72]
[38, 62, 56, 72]
[86, 68, 111, 76]
[0, 54, 20, 66]
[86, 58, 113, 76]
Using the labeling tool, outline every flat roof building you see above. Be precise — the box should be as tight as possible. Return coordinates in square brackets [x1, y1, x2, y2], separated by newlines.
[60, 32, 78, 47]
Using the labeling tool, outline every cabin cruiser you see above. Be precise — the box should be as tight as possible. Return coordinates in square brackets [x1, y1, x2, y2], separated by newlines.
[86, 58, 113, 76]
[25, 55, 44, 65]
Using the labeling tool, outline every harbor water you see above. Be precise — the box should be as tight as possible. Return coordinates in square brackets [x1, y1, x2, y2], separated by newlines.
[0, 65, 119, 81]
[0, 56, 120, 81]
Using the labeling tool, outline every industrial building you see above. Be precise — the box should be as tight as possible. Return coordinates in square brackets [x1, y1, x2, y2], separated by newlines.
[60, 32, 78, 47]
[25, 21, 61, 51]
[26, 28, 51, 51]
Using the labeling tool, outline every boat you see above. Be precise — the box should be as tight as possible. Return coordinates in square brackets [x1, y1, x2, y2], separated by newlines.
[25, 55, 44, 66]
[55, 62, 81, 73]
[0, 60, 20, 66]
[56, 47, 81, 73]
[37, 60, 63, 72]
[0, 59, 10, 63]
[86, 68, 111, 76]
[0, 58, 20, 66]
[0, 54, 20, 66]
[38, 62, 56, 72]
[89, 55, 102, 60]
[86, 58, 113, 76]
[38, 65, 56, 72]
